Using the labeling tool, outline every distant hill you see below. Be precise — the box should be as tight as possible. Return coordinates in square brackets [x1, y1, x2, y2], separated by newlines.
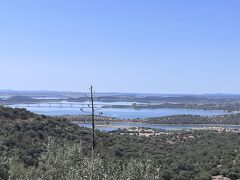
[4, 96, 40, 104]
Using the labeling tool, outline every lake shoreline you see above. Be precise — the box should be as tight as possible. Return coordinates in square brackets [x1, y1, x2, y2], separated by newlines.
[72, 121, 240, 132]
[72, 120, 240, 127]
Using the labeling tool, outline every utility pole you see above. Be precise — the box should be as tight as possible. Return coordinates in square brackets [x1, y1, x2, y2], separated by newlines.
[81, 86, 103, 151]
[80, 86, 103, 180]
[90, 85, 95, 150]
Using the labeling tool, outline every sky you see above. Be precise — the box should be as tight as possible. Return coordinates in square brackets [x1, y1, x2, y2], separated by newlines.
[0, 0, 240, 94]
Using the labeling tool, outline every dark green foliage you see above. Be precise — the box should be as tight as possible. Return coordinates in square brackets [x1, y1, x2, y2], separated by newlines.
[0, 163, 8, 180]
[147, 113, 240, 125]
[0, 107, 240, 179]
[0, 106, 35, 120]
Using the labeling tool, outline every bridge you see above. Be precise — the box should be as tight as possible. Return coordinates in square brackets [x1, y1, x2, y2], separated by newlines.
[2, 102, 110, 109]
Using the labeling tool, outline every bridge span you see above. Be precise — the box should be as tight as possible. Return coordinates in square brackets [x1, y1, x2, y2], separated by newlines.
[2, 102, 109, 109]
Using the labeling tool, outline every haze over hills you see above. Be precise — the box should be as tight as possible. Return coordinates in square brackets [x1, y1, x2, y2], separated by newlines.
[1, 89, 240, 97]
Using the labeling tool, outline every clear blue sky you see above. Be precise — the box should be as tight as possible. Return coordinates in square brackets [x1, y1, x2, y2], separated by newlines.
[0, 0, 240, 94]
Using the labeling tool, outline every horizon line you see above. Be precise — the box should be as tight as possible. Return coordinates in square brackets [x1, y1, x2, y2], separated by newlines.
[0, 89, 240, 96]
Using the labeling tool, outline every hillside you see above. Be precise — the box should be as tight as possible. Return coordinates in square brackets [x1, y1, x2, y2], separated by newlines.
[3, 96, 40, 104]
[0, 106, 36, 120]
[147, 114, 240, 125]
[0, 106, 240, 179]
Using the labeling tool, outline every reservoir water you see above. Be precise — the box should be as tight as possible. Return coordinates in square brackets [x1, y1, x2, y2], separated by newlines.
[10, 101, 231, 119]
[9, 101, 238, 131]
